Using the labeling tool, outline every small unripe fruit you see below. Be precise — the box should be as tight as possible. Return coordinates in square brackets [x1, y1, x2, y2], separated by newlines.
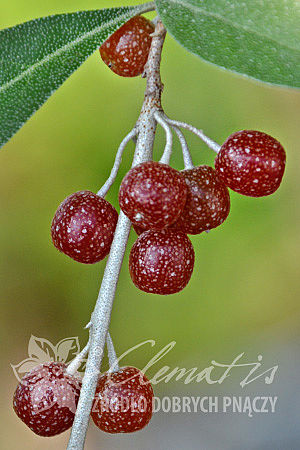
[13, 362, 81, 437]
[51, 190, 118, 264]
[172, 165, 230, 234]
[215, 130, 286, 197]
[129, 229, 195, 295]
[119, 161, 188, 231]
[100, 16, 154, 77]
[91, 366, 153, 433]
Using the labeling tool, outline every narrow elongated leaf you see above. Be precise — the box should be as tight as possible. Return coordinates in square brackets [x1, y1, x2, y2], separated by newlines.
[155, 0, 300, 88]
[0, 3, 154, 148]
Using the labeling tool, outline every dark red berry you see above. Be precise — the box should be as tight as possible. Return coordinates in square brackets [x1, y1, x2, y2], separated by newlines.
[129, 229, 195, 295]
[51, 190, 118, 264]
[91, 366, 153, 433]
[215, 130, 286, 197]
[171, 165, 230, 234]
[100, 16, 154, 77]
[13, 362, 81, 437]
[119, 161, 188, 231]
[132, 223, 144, 236]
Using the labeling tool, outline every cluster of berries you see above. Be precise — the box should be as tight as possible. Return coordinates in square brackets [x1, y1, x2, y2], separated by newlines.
[122, 129, 285, 294]
[13, 362, 153, 436]
[50, 129, 286, 295]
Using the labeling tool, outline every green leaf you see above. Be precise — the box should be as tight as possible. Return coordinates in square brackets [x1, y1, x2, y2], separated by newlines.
[0, 3, 154, 149]
[155, 0, 300, 88]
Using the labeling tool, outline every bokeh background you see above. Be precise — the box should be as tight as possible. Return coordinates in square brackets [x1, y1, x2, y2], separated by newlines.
[1, 1, 300, 448]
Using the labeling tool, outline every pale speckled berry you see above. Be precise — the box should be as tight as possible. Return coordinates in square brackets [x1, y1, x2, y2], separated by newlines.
[172, 165, 230, 234]
[119, 161, 188, 231]
[13, 362, 81, 437]
[215, 130, 286, 197]
[51, 191, 118, 264]
[100, 16, 154, 77]
[129, 229, 195, 295]
[91, 366, 153, 433]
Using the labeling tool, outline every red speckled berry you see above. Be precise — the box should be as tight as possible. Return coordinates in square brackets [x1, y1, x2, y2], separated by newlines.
[215, 130, 286, 197]
[13, 362, 81, 437]
[132, 223, 144, 236]
[129, 229, 195, 295]
[51, 191, 118, 264]
[100, 16, 154, 77]
[172, 165, 230, 234]
[91, 366, 153, 433]
[119, 161, 188, 231]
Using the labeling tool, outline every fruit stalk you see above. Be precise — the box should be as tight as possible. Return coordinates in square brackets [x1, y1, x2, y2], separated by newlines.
[67, 19, 166, 450]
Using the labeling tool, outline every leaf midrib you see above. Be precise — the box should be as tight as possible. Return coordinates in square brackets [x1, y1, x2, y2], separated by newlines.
[0, 8, 135, 94]
[162, 0, 299, 52]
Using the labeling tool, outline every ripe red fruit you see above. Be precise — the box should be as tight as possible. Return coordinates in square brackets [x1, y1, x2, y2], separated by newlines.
[171, 165, 230, 234]
[91, 366, 153, 433]
[100, 16, 154, 77]
[129, 229, 195, 295]
[13, 362, 81, 437]
[132, 223, 144, 236]
[215, 130, 286, 197]
[51, 190, 118, 264]
[119, 161, 188, 231]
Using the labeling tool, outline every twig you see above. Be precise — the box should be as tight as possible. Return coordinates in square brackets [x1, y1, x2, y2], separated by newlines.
[173, 126, 194, 169]
[169, 123, 193, 169]
[164, 116, 221, 153]
[67, 19, 166, 450]
[154, 111, 173, 164]
[66, 339, 90, 376]
[107, 333, 120, 373]
[139, 1, 156, 14]
[97, 128, 137, 197]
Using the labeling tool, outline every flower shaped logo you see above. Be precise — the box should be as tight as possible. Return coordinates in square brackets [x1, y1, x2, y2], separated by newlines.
[11, 335, 82, 381]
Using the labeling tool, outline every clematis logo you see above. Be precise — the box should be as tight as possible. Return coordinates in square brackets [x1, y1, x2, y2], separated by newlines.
[11, 336, 278, 389]
[11, 335, 84, 382]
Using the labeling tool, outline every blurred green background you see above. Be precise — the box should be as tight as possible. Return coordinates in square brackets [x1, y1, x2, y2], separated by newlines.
[1, 1, 300, 448]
